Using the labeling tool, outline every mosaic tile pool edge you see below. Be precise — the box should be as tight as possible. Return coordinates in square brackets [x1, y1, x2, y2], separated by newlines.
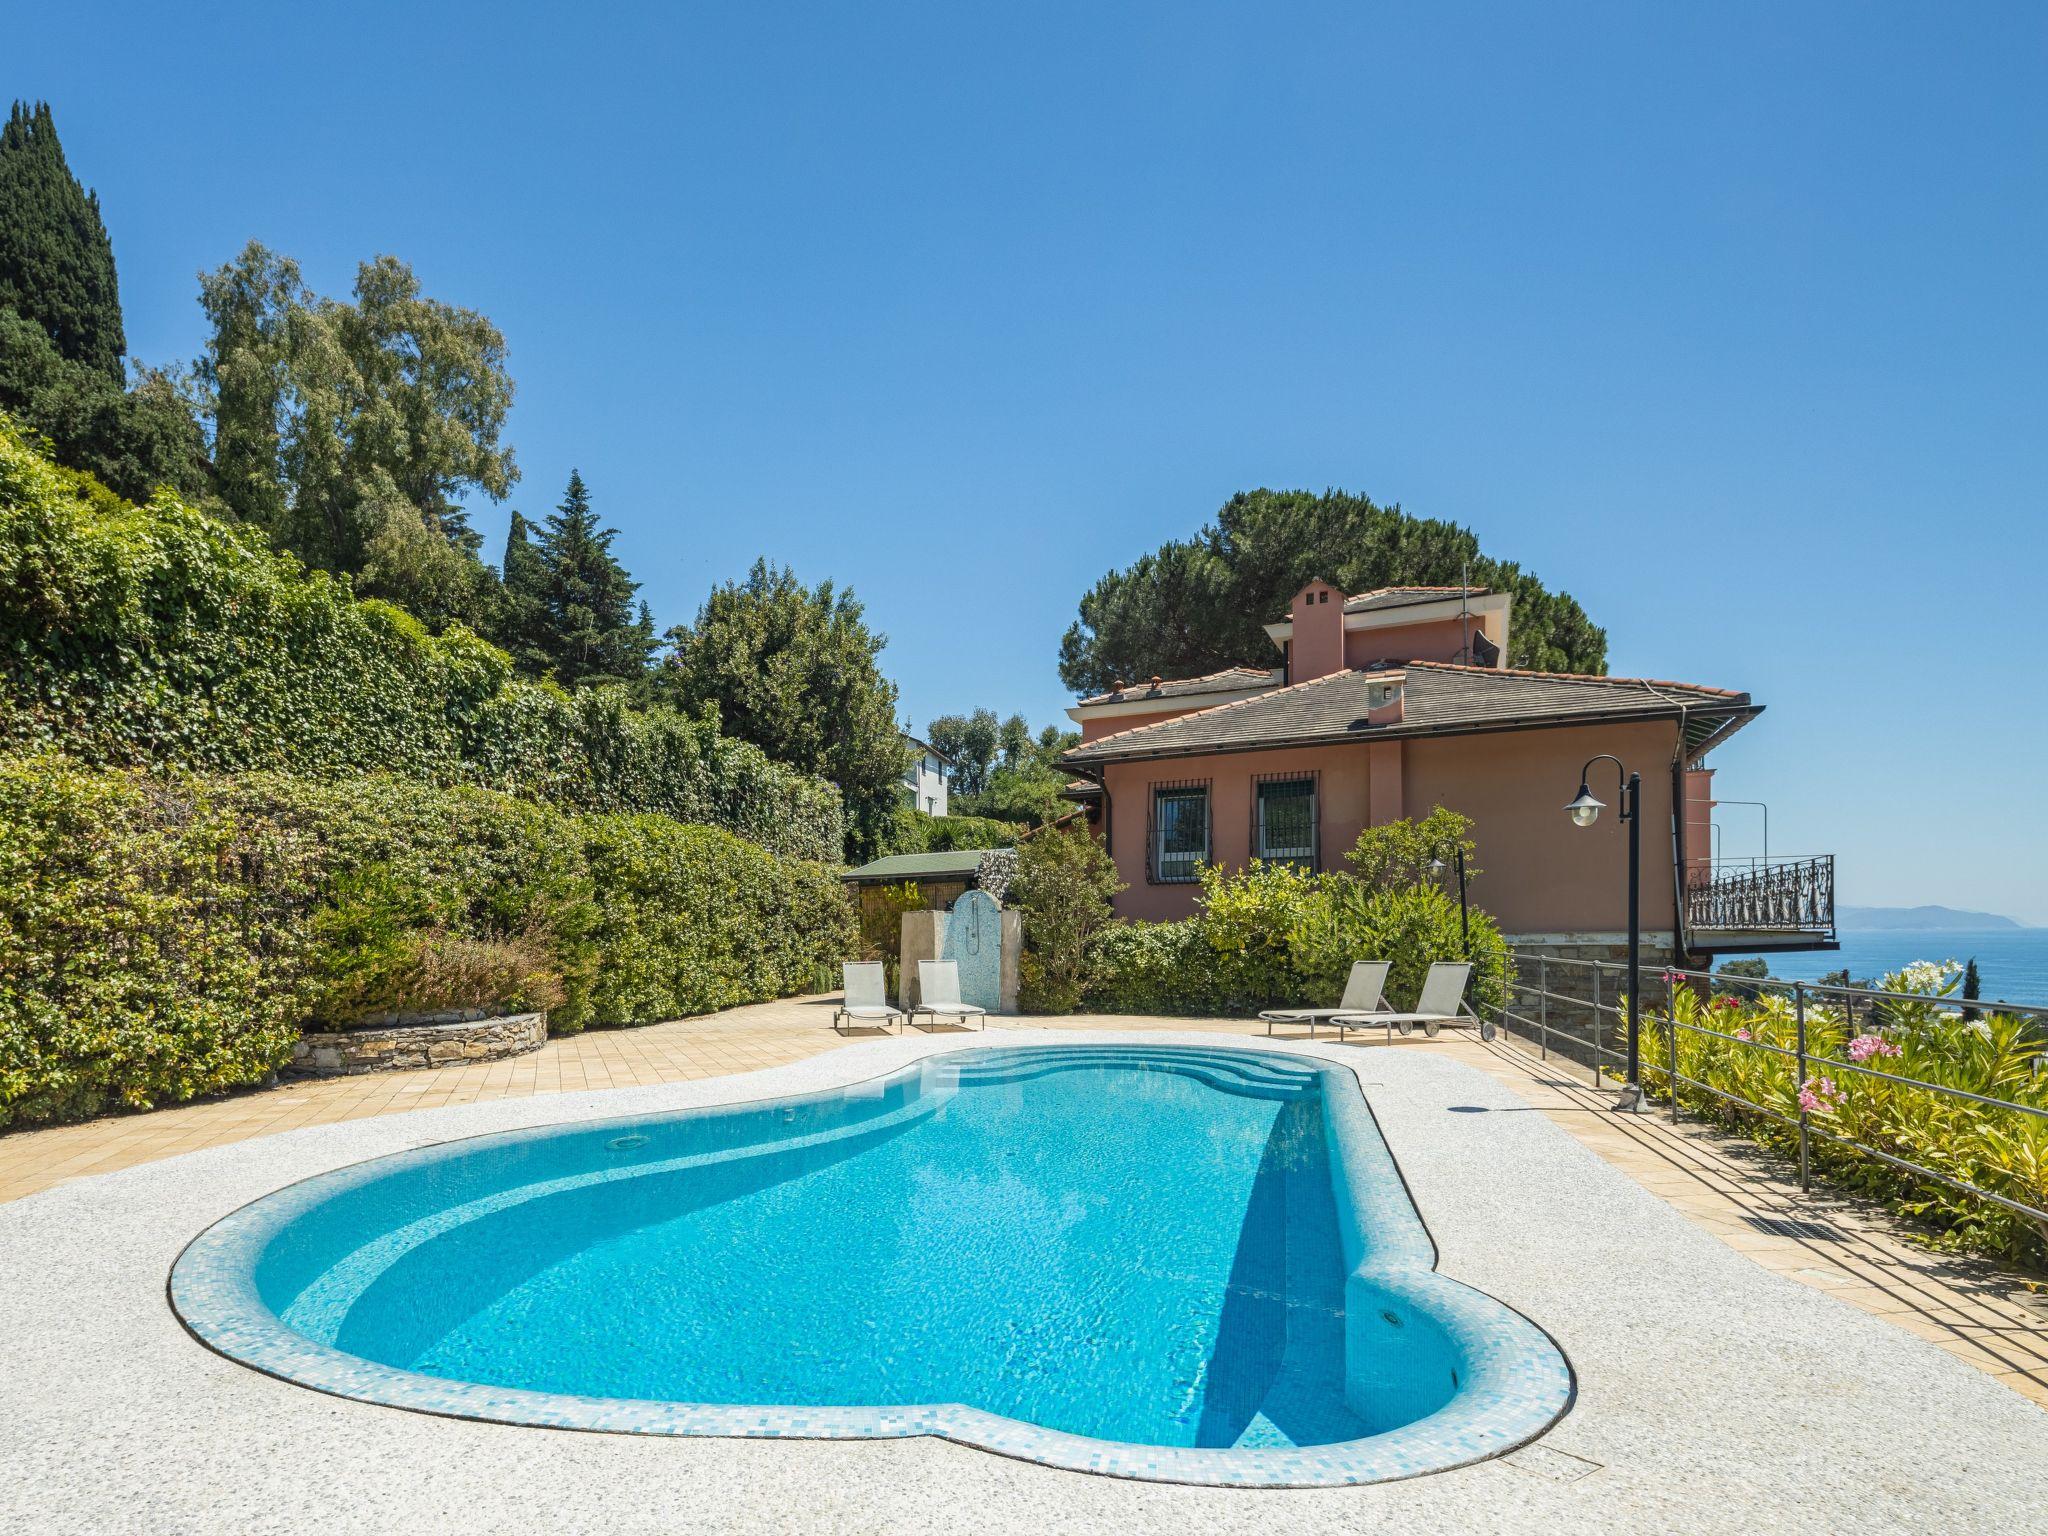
[167, 1041, 1575, 1488]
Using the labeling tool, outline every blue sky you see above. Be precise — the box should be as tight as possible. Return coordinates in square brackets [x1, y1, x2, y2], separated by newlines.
[19, 2, 2048, 919]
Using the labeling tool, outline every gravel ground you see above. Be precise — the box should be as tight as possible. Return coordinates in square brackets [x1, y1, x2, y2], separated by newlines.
[2, 1029, 2042, 1535]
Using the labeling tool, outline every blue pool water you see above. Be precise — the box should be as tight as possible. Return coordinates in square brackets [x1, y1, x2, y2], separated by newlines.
[172, 1046, 1572, 1485]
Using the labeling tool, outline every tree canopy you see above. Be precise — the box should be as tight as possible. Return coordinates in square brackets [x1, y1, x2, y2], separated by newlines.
[1057, 488, 1607, 696]
[659, 560, 906, 858]
[197, 241, 516, 628]
[0, 102, 124, 382]
[501, 470, 655, 688]
[0, 102, 209, 504]
[927, 709, 1078, 825]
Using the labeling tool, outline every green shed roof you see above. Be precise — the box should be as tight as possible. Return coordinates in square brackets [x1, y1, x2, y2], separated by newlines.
[839, 850, 994, 884]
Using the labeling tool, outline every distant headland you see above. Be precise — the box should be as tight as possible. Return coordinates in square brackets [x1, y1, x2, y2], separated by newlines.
[1838, 905, 2032, 932]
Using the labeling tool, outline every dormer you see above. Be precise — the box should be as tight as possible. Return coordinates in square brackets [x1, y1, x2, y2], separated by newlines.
[1265, 586, 1512, 672]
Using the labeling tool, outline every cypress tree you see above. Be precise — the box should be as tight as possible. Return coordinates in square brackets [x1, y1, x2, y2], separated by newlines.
[497, 509, 552, 675]
[0, 102, 126, 381]
[1962, 957, 1982, 1022]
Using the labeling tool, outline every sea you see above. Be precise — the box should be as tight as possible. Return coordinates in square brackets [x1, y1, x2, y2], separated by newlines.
[1722, 928, 2048, 1009]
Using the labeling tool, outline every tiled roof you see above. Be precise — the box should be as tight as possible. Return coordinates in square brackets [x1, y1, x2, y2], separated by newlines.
[1342, 585, 1487, 614]
[1061, 661, 1755, 765]
[1074, 665, 1283, 708]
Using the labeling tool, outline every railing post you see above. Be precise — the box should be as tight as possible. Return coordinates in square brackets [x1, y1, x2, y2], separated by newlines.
[1794, 981, 1811, 1193]
[1589, 960, 1601, 1086]
[1666, 966, 1680, 1124]
[1538, 954, 1549, 1060]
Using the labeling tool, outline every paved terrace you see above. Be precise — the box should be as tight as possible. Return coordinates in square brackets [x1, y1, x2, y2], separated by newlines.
[3, 995, 2041, 1408]
[3, 1019, 2044, 1536]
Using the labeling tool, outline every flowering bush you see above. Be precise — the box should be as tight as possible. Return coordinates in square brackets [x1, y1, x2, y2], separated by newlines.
[1629, 967, 2048, 1265]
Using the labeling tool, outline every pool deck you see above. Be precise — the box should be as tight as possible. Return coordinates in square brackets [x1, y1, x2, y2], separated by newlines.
[2, 1012, 2045, 1532]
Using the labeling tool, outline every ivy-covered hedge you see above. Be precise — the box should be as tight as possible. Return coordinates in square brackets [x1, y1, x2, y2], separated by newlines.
[1081, 864, 1511, 1019]
[0, 420, 842, 862]
[0, 757, 857, 1130]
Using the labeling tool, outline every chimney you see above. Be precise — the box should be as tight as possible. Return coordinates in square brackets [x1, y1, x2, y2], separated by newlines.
[1288, 581, 1346, 682]
[1366, 672, 1406, 724]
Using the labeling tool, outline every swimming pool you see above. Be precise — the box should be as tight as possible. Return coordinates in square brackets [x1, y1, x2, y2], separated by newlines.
[171, 1044, 1572, 1485]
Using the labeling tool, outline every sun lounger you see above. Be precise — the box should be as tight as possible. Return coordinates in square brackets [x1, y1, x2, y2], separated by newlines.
[833, 961, 905, 1035]
[1258, 961, 1391, 1038]
[909, 960, 986, 1031]
[1335, 961, 1486, 1041]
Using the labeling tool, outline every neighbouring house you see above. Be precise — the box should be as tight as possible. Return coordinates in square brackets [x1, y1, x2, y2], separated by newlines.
[1059, 581, 1837, 973]
[900, 732, 950, 816]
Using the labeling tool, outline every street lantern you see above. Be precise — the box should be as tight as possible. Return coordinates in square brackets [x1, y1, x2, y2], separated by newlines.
[1566, 755, 1646, 1112]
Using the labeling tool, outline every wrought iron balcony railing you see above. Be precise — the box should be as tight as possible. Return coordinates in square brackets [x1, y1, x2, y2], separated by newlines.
[1684, 854, 1835, 934]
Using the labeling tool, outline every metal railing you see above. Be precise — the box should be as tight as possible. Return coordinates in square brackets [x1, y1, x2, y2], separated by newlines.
[1684, 854, 1834, 933]
[1498, 952, 2048, 1231]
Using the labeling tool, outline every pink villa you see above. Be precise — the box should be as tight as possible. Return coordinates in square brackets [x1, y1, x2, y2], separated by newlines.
[1059, 582, 1836, 972]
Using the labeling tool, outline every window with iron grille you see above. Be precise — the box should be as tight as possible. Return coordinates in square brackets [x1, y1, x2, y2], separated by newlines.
[1147, 781, 1209, 883]
[1254, 774, 1318, 869]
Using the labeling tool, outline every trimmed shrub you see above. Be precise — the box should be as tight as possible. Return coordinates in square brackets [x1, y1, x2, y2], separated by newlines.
[0, 759, 314, 1125]
[0, 756, 856, 1130]
[1080, 863, 1511, 1020]
[1012, 827, 1121, 1014]
[581, 812, 856, 1025]
[0, 420, 842, 861]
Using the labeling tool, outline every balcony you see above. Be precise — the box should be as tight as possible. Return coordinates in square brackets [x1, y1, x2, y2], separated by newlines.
[1684, 854, 1837, 953]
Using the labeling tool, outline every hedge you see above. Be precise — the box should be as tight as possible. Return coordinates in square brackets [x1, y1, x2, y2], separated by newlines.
[0, 756, 857, 1130]
[0, 419, 842, 862]
[1081, 863, 1511, 1019]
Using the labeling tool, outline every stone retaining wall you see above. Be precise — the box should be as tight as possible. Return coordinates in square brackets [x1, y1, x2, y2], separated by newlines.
[291, 1012, 546, 1077]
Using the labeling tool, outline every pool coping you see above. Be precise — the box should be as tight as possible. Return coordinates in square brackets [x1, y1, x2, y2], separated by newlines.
[164, 1038, 1575, 1488]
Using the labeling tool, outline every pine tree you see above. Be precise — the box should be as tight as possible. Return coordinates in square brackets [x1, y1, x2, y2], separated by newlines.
[0, 102, 125, 382]
[529, 470, 653, 688]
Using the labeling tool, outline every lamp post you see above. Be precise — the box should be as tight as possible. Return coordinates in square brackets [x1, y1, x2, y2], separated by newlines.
[1565, 756, 1647, 1113]
[1429, 850, 1471, 955]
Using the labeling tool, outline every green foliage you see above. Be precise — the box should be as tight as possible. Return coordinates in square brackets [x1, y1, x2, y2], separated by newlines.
[0, 420, 843, 860]
[1636, 979, 2048, 1265]
[855, 880, 925, 997]
[196, 242, 514, 628]
[0, 316, 211, 504]
[1716, 957, 1772, 980]
[503, 470, 653, 688]
[1012, 828, 1122, 1014]
[0, 758, 313, 1126]
[0, 106, 209, 504]
[1080, 863, 1510, 1020]
[579, 812, 856, 1026]
[877, 805, 1020, 856]
[0, 103, 125, 381]
[1291, 881, 1510, 1020]
[1057, 487, 1607, 695]
[659, 559, 905, 858]
[929, 709, 1079, 825]
[1345, 807, 1481, 890]
[0, 758, 856, 1130]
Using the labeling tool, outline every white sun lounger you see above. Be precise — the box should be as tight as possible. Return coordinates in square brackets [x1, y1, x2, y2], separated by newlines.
[909, 961, 986, 1031]
[1258, 961, 1391, 1038]
[1335, 961, 1487, 1042]
[833, 961, 905, 1035]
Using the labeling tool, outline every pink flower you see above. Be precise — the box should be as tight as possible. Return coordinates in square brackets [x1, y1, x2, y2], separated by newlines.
[1798, 1075, 1841, 1115]
[1734, 1027, 1753, 1042]
[1846, 1034, 1900, 1063]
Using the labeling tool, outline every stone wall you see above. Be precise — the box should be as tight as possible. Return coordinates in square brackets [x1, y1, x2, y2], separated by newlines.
[291, 1012, 547, 1077]
[1504, 934, 1685, 1076]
